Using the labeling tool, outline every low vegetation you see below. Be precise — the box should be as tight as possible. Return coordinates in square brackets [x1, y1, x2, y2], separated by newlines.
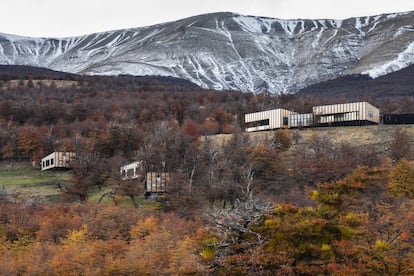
[0, 68, 413, 274]
[0, 161, 413, 274]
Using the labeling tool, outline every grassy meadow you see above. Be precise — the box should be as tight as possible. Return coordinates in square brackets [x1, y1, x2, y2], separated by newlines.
[0, 164, 70, 202]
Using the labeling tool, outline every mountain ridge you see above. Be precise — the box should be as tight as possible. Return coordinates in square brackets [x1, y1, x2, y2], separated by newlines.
[1, 11, 413, 94]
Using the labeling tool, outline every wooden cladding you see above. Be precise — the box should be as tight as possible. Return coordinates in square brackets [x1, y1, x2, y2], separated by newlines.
[313, 102, 380, 125]
[41, 152, 75, 171]
[245, 102, 380, 132]
[244, 108, 297, 132]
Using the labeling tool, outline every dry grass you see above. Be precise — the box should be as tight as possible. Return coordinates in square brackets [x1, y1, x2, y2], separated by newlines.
[203, 125, 414, 159]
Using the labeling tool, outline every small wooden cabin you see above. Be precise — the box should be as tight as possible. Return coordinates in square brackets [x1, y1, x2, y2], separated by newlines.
[120, 161, 143, 180]
[41, 152, 75, 171]
[145, 172, 169, 196]
[120, 161, 171, 197]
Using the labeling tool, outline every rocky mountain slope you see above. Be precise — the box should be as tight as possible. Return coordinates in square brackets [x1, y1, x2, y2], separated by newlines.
[0, 11, 413, 93]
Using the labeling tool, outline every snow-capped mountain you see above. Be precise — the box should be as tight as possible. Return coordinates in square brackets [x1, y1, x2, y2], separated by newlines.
[0, 11, 413, 93]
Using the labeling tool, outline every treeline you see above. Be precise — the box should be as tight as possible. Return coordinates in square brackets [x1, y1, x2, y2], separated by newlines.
[2, 65, 413, 163]
[0, 72, 330, 164]
[0, 71, 412, 177]
[0, 76, 254, 163]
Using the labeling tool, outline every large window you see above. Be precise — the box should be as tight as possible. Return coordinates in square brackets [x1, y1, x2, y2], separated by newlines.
[290, 114, 314, 128]
[245, 119, 270, 129]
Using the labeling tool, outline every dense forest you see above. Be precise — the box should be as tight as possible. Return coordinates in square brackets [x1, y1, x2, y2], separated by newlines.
[0, 66, 413, 274]
[1, 65, 413, 164]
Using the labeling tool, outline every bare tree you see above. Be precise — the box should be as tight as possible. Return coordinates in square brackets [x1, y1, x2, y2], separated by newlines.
[390, 128, 412, 162]
[59, 152, 111, 202]
[206, 166, 272, 243]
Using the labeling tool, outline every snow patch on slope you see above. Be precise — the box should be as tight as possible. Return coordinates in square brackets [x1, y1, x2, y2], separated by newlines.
[364, 42, 414, 78]
[394, 25, 414, 37]
[233, 16, 271, 33]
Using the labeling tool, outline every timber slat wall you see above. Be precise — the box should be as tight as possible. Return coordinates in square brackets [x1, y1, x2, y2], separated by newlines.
[245, 108, 296, 132]
[41, 152, 75, 171]
[245, 102, 380, 132]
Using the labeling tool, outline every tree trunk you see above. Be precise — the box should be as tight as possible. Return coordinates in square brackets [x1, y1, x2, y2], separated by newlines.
[130, 195, 139, 208]
[98, 192, 111, 204]
[79, 194, 87, 203]
[189, 165, 195, 195]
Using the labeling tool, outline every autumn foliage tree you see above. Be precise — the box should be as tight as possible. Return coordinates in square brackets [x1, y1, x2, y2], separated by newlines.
[0, 203, 208, 274]
[388, 159, 414, 198]
[17, 126, 43, 162]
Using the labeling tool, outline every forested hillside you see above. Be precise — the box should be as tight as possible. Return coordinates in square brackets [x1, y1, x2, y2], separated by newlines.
[0, 66, 414, 274]
[0, 68, 251, 162]
[297, 64, 414, 113]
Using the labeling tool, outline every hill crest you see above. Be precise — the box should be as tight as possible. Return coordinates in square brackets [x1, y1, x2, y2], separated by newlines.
[1, 11, 413, 94]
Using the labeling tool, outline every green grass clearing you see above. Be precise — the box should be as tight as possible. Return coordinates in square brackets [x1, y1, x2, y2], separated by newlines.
[0, 165, 71, 201]
[88, 188, 163, 209]
[0, 165, 166, 208]
[0, 167, 70, 186]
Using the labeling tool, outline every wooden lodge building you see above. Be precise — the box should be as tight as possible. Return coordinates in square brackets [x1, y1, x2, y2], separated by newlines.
[245, 101, 381, 132]
[41, 152, 76, 171]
